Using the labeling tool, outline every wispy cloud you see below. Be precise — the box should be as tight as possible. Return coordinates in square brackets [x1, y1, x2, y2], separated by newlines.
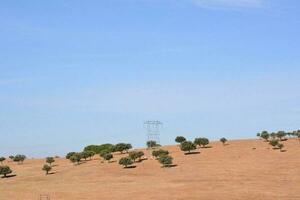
[190, 0, 264, 9]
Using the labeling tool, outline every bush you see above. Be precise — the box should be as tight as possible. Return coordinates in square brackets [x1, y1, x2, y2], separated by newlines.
[146, 141, 160, 148]
[0, 166, 12, 178]
[103, 153, 113, 162]
[194, 137, 209, 148]
[277, 143, 284, 151]
[99, 149, 111, 158]
[158, 155, 173, 167]
[220, 138, 228, 145]
[83, 144, 114, 154]
[69, 153, 82, 165]
[46, 157, 55, 166]
[269, 139, 279, 148]
[42, 164, 52, 175]
[276, 131, 286, 141]
[13, 155, 26, 164]
[152, 149, 169, 159]
[260, 131, 270, 141]
[0, 157, 5, 164]
[119, 157, 133, 168]
[113, 143, 132, 154]
[180, 141, 196, 154]
[66, 152, 76, 159]
[175, 136, 186, 144]
[128, 151, 140, 162]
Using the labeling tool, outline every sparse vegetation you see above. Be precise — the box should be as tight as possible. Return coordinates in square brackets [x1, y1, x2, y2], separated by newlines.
[0, 165, 12, 178]
[180, 141, 196, 154]
[119, 157, 133, 168]
[42, 164, 52, 175]
[175, 136, 186, 144]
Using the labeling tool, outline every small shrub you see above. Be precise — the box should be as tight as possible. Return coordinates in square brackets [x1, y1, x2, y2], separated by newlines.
[0, 166, 12, 178]
[175, 136, 186, 144]
[119, 157, 133, 168]
[180, 141, 196, 154]
[42, 164, 52, 175]
[158, 155, 173, 167]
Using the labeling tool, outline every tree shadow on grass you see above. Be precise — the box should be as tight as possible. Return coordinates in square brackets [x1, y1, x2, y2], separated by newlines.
[201, 146, 212, 149]
[48, 172, 56, 175]
[1, 174, 17, 179]
[184, 152, 200, 155]
[280, 150, 287, 152]
[136, 158, 148, 163]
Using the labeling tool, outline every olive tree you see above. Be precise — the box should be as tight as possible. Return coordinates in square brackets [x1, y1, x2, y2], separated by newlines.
[260, 131, 270, 141]
[220, 138, 228, 145]
[180, 141, 196, 154]
[81, 151, 90, 161]
[103, 153, 113, 162]
[0, 157, 5, 165]
[128, 151, 139, 162]
[194, 137, 209, 148]
[66, 152, 76, 159]
[146, 141, 159, 148]
[114, 143, 132, 154]
[13, 155, 26, 164]
[276, 131, 286, 141]
[152, 149, 169, 159]
[42, 164, 52, 175]
[69, 153, 82, 165]
[0, 166, 12, 178]
[158, 155, 173, 167]
[119, 157, 134, 168]
[46, 157, 55, 166]
[175, 136, 186, 144]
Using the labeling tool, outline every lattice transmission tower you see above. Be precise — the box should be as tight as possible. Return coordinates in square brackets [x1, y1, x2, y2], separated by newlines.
[144, 120, 163, 146]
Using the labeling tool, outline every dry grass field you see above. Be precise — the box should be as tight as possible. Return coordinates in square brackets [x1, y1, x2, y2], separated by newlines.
[1, 139, 300, 200]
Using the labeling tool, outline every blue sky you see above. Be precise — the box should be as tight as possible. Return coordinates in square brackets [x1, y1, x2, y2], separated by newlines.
[1, 0, 300, 157]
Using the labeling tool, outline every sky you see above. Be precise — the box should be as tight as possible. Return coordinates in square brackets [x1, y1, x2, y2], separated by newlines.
[1, 0, 300, 157]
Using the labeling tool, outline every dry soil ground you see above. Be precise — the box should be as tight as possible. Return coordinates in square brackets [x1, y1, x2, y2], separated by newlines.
[1, 139, 300, 200]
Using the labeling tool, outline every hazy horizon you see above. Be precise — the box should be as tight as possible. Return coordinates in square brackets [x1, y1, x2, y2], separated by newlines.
[1, 0, 300, 157]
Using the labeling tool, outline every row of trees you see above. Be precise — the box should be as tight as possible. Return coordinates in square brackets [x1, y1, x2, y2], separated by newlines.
[257, 130, 300, 141]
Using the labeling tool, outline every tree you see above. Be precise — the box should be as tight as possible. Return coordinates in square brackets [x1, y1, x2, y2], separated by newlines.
[9, 156, 14, 161]
[81, 151, 90, 161]
[85, 151, 95, 160]
[114, 143, 128, 154]
[146, 141, 159, 148]
[158, 155, 173, 167]
[277, 143, 284, 152]
[260, 131, 270, 141]
[137, 151, 144, 161]
[152, 149, 169, 159]
[180, 141, 196, 154]
[256, 133, 261, 138]
[83, 144, 114, 154]
[125, 144, 132, 153]
[128, 151, 140, 162]
[119, 157, 133, 168]
[42, 164, 52, 175]
[0, 166, 12, 178]
[0, 157, 5, 165]
[103, 153, 113, 162]
[69, 153, 82, 165]
[99, 149, 111, 159]
[46, 157, 55, 166]
[194, 137, 209, 148]
[13, 155, 26, 164]
[270, 132, 276, 139]
[175, 136, 186, 144]
[276, 131, 286, 141]
[220, 138, 228, 145]
[269, 139, 279, 149]
[66, 152, 76, 159]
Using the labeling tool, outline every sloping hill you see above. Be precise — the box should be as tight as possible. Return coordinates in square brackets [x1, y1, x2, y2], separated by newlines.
[1, 139, 300, 200]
